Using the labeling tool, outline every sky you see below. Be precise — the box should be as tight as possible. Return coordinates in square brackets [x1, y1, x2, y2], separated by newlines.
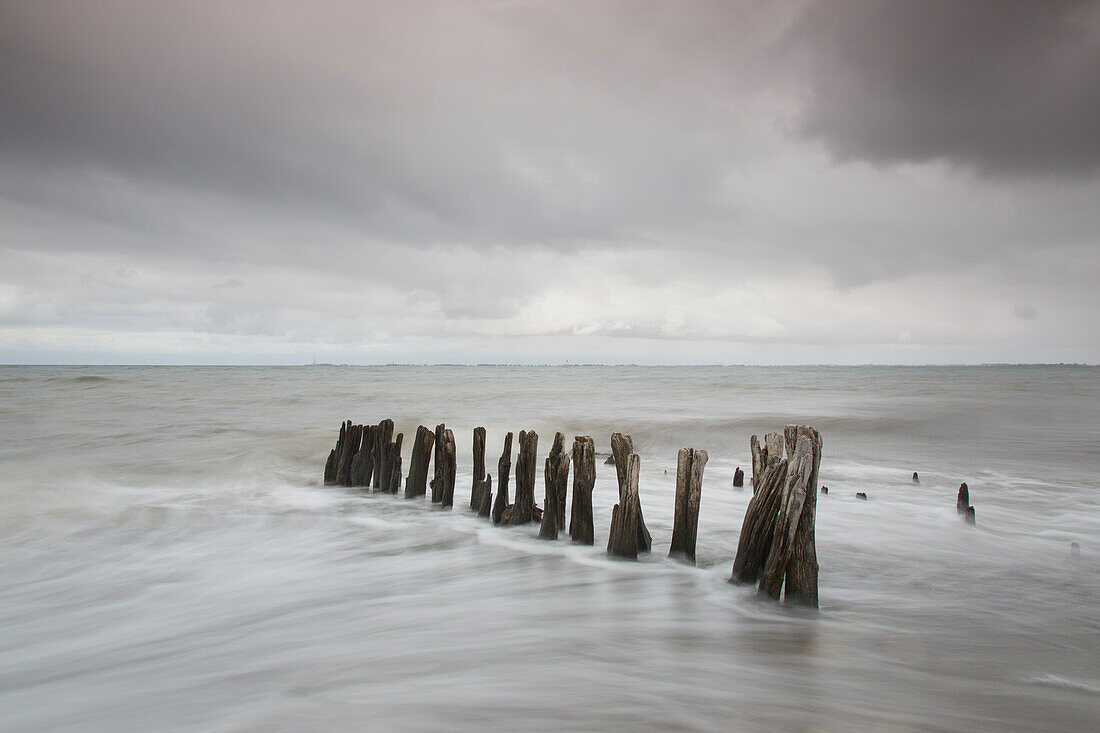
[2, 0, 1098, 365]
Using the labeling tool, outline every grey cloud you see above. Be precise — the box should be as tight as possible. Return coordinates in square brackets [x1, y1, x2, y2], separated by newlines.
[789, 0, 1100, 177]
[1, 1, 1098, 363]
[0, 1, 753, 252]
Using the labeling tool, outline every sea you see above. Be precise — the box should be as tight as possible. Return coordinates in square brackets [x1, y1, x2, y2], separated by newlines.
[1, 365, 1098, 731]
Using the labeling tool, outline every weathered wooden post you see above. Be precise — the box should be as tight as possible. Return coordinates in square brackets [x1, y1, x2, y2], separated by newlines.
[957, 483, 976, 525]
[732, 466, 744, 488]
[349, 424, 375, 487]
[956, 483, 969, 515]
[758, 426, 821, 607]
[325, 420, 351, 484]
[492, 432, 513, 525]
[336, 422, 363, 487]
[552, 434, 568, 532]
[376, 419, 395, 492]
[469, 427, 487, 510]
[509, 430, 538, 524]
[440, 428, 457, 508]
[607, 452, 641, 559]
[324, 423, 342, 484]
[386, 432, 403, 494]
[476, 474, 493, 517]
[404, 425, 434, 499]
[430, 423, 446, 503]
[610, 433, 651, 552]
[669, 448, 707, 564]
[731, 432, 788, 584]
[569, 436, 596, 545]
[368, 419, 392, 491]
[539, 432, 570, 540]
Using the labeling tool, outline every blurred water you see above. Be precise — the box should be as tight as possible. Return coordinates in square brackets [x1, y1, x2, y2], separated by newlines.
[1, 365, 1098, 731]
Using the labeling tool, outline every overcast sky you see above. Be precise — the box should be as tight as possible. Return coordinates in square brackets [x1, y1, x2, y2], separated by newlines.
[2, 0, 1098, 364]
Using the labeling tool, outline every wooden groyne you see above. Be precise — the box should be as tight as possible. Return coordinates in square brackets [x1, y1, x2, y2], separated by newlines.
[325, 419, 823, 607]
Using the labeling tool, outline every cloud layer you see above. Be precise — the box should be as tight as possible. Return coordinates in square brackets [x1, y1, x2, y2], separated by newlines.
[1, 1, 1098, 363]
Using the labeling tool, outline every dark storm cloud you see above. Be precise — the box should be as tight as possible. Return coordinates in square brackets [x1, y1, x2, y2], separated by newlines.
[790, 0, 1100, 177]
[0, 1, 757, 252]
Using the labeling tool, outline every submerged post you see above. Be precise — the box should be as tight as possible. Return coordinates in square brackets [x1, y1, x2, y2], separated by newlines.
[669, 448, 707, 564]
[492, 432, 513, 525]
[569, 436, 596, 545]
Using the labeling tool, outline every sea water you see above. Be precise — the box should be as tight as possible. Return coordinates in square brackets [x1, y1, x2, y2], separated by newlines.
[1, 365, 1098, 731]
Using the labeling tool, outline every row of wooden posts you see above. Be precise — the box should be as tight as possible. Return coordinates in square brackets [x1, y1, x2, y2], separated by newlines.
[324, 420, 822, 607]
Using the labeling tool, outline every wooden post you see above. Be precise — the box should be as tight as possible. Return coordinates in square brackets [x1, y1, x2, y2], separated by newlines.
[440, 428, 457, 508]
[732, 467, 744, 488]
[430, 423, 446, 503]
[477, 474, 493, 518]
[569, 436, 596, 545]
[607, 453, 641, 559]
[387, 432, 403, 494]
[373, 419, 393, 492]
[324, 421, 343, 484]
[470, 427, 487, 510]
[957, 483, 975, 525]
[349, 424, 375, 487]
[324, 420, 348, 484]
[731, 432, 788, 584]
[610, 433, 651, 552]
[404, 425, 434, 499]
[492, 432, 513, 525]
[552, 433, 568, 532]
[539, 432, 569, 540]
[509, 430, 538, 524]
[956, 483, 970, 515]
[758, 426, 821, 607]
[669, 448, 707, 564]
[336, 422, 362, 487]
